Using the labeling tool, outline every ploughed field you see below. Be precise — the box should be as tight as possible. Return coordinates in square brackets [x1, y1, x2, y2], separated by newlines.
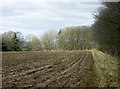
[2, 50, 118, 88]
[2, 51, 94, 87]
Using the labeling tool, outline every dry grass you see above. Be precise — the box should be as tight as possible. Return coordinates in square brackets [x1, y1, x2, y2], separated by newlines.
[91, 49, 118, 87]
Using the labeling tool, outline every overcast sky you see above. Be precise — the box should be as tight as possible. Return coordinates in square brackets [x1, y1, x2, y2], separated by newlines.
[0, 0, 101, 37]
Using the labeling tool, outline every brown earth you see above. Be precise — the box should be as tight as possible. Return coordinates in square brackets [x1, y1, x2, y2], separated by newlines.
[2, 51, 94, 87]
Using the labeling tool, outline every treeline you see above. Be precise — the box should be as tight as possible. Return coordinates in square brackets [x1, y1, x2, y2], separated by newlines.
[0, 26, 92, 51]
[91, 2, 120, 56]
[1, 31, 24, 51]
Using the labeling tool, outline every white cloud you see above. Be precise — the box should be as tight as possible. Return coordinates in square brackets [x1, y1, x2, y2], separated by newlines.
[0, 0, 101, 37]
[0, 26, 45, 37]
[0, 0, 100, 4]
[49, 17, 63, 21]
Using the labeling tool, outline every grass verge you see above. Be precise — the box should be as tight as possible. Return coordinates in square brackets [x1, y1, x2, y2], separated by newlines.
[90, 49, 118, 87]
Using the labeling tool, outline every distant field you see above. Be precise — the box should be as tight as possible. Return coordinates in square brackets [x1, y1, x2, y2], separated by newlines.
[2, 50, 118, 88]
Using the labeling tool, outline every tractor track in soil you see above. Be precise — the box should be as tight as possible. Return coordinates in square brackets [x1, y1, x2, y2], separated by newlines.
[2, 51, 93, 87]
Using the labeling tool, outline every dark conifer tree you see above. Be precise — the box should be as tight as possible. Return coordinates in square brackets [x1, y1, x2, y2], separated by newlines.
[2, 42, 7, 51]
[12, 33, 20, 51]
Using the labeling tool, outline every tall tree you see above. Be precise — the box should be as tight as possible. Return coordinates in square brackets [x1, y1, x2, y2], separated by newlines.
[12, 33, 20, 51]
[57, 26, 91, 50]
[30, 36, 42, 51]
[42, 30, 57, 51]
[1, 31, 24, 51]
[91, 2, 120, 56]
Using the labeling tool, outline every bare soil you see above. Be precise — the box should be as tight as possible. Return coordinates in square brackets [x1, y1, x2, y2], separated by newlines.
[2, 51, 94, 87]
